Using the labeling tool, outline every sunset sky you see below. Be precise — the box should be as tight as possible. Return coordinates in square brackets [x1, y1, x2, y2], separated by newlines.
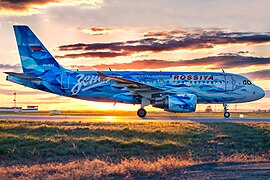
[0, 0, 269, 111]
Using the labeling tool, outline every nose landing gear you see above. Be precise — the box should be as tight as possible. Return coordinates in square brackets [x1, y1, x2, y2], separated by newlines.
[223, 103, 230, 118]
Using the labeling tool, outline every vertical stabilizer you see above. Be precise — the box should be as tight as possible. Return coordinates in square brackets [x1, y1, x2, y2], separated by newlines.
[13, 25, 64, 76]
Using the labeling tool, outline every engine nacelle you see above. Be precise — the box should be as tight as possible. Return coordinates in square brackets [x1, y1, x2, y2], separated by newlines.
[153, 94, 197, 113]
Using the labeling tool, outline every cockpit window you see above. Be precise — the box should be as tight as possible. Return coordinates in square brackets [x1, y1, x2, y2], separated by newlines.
[243, 80, 252, 85]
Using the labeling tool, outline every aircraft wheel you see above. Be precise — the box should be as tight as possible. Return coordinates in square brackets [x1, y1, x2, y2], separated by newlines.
[137, 108, 147, 118]
[224, 112, 230, 118]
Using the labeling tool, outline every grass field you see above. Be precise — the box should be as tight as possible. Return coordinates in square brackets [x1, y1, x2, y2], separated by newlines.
[0, 120, 270, 179]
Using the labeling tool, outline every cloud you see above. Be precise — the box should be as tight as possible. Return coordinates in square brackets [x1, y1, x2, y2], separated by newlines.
[218, 50, 253, 56]
[58, 29, 270, 59]
[79, 27, 122, 35]
[56, 51, 130, 58]
[1, 0, 103, 17]
[0, 84, 11, 87]
[69, 55, 270, 71]
[38, 96, 68, 101]
[0, 64, 21, 71]
[144, 30, 188, 37]
[241, 69, 270, 80]
[0, 88, 46, 95]
[265, 90, 270, 98]
[17, 100, 68, 105]
[0, 84, 12, 87]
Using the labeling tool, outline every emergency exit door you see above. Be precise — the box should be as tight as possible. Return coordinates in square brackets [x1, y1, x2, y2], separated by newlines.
[224, 75, 233, 91]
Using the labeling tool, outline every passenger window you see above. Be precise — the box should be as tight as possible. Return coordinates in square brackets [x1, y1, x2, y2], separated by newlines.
[243, 80, 247, 85]
[247, 80, 251, 85]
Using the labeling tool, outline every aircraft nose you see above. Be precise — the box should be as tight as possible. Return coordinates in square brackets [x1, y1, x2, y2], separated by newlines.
[256, 86, 265, 99]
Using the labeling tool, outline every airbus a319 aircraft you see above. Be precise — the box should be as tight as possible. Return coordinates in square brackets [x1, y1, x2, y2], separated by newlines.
[5, 26, 265, 118]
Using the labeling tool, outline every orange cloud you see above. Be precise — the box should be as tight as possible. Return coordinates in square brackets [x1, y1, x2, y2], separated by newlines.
[80, 27, 113, 35]
[79, 27, 125, 35]
[1, 0, 55, 10]
[1, 0, 104, 17]
[144, 30, 187, 37]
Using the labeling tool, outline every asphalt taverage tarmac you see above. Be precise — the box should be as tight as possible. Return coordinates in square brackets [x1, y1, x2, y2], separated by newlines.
[0, 115, 270, 122]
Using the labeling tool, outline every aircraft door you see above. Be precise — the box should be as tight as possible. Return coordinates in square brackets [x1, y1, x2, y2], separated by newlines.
[61, 72, 70, 89]
[224, 75, 233, 91]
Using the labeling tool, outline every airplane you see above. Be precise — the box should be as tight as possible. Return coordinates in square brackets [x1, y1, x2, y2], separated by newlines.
[5, 25, 265, 118]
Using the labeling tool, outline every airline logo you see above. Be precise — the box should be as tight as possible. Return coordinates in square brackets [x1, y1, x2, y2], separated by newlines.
[173, 75, 214, 81]
[29, 44, 44, 51]
[71, 74, 101, 95]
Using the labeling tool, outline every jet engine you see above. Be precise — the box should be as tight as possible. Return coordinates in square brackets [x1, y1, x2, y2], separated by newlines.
[153, 93, 197, 112]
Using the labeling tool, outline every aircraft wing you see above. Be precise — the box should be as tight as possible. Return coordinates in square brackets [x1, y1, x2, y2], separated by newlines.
[98, 72, 166, 93]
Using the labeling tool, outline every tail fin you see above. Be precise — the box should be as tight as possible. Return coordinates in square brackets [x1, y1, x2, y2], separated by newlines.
[13, 25, 64, 76]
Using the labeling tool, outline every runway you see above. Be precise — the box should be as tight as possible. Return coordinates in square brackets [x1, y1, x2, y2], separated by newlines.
[0, 115, 270, 122]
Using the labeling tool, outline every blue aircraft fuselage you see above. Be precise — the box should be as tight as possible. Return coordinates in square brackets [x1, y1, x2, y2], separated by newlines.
[5, 25, 265, 118]
[8, 70, 265, 104]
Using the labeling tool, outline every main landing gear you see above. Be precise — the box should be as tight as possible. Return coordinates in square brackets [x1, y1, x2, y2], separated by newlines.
[137, 98, 150, 118]
[137, 108, 147, 118]
[223, 103, 230, 118]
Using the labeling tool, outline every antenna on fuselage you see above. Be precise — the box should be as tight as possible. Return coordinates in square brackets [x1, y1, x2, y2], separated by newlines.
[109, 68, 112, 71]
[222, 69, 225, 73]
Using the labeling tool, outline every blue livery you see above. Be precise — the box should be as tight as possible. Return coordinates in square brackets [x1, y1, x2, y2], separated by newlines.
[5, 26, 265, 117]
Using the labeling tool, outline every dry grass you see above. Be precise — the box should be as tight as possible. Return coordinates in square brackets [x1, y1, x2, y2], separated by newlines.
[0, 156, 197, 179]
[217, 153, 269, 163]
[1, 154, 269, 179]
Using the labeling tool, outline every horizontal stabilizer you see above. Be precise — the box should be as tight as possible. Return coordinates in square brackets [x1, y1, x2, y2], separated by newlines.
[5, 72, 43, 81]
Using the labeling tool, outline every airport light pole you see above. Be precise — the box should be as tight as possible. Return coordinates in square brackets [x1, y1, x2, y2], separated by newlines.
[13, 92, 16, 110]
